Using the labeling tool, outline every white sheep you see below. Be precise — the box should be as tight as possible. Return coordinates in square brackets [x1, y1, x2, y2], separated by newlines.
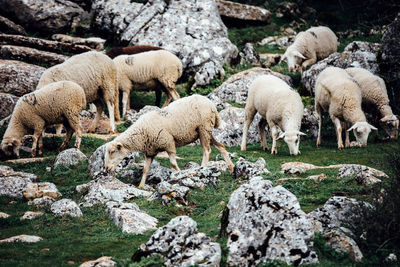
[37, 51, 120, 133]
[345, 67, 399, 140]
[241, 75, 306, 155]
[113, 50, 183, 117]
[315, 67, 377, 149]
[1, 81, 86, 158]
[282, 26, 338, 73]
[103, 94, 234, 188]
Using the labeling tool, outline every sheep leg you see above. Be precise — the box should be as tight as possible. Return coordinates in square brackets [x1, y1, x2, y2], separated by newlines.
[344, 122, 351, 148]
[257, 118, 269, 151]
[167, 151, 180, 171]
[65, 114, 83, 150]
[37, 133, 43, 156]
[162, 91, 172, 107]
[55, 124, 64, 135]
[139, 156, 154, 189]
[301, 55, 317, 71]
[270, 125, 279, 155]
[122, 91, 129, 118]
[106, 101, 116, 133]
[331, 116, 344, 149]
[31, 128, 43, 158]
[88, 100, 103, 133]
[316, 104, 322, 147]
[60, 125, 73, 152]
[241, 105, 257, 151]
[211, 136, 234, 174]
[155, 85, 163, 107]
[198, 128, 212, 166]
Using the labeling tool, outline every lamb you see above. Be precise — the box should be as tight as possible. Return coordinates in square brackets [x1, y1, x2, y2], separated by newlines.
[315, 67, 377, 149]
[114, 50, 182, 117]
[345, 67, 399, 140]
[241, 75, 306, 156]
[37, 51, 120, 133]
[105, 45, 163, 59]
[103, 94, 234, 188]
[1, 81, 86, 158]
[282, 26, 338, 73]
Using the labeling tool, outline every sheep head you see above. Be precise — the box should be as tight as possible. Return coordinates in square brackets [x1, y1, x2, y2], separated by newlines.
[347, 122, 377, 147]
[282, 47, 305, 73]
[1, 137, 21, 158]
[380, 115, 399, 141]
[104, 141, 129, 172]
[277, 131, 306, 155]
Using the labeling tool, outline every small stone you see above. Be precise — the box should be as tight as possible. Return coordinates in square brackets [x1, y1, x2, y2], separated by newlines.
[23, 182, 61, 200]
[79, 256, 116, 267]
[307, 173, 327, 182]
[27, 196, 56, 209]
[233, 157, 270, 179]
[386, 253, 397, 262]
[0, 234, 42, 243]
[337, 164, 388, 185]
[51, 199, 83, 217]
[0, 212, 10, 218]
[54, 148, 88, 168]
[20, 211, 43, 220]
[155, 181, 190, 205]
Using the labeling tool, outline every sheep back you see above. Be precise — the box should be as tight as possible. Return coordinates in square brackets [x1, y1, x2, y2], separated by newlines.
[295, 26, 338, 59]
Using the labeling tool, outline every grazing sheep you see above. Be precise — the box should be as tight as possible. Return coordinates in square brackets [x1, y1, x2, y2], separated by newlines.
[241, 75, 306, 155]
[282, 26, 338, 73]
[315, 67, 377, 149]
[345, 67, 399, 140]
[1, 81, 86, 158]
[114, 50, 182, 117]
[104, 95, 234, 188]
[105, 45, 163, 59]
[37, 51, 120, 133]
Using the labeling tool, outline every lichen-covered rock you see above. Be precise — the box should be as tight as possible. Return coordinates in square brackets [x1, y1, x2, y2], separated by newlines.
[51, 34, 106, 51]
[259, 53, 281, 68]
[124, 105, 160, 126]
[337, 164, 388, 185]
[0, 93, 19, 119]
[27, 196, 56, 209]
[0, 234, 42, 243]
[119, 160, 173, 185]
[302, 41, 380, 94]
[168, 166, 221, 189]
[302, 108, 319, 138]
[222, 177, 318, 266]
[54, 148, 88, 168]
[0, 60, 45, 97]
[77, 176, 152, 207]
[0, 165, 38, 181]
[79, 256, 116, 267]
[239, 43, 260, 65]
[106, 201, 158, 234]
[0, 45, 69, 66]
[20, 211, 43, 220]
[152, 181, 190, 205]
[51, 199, 83, 217]
[132, 216, 221, 267]
[324, 230, 363, 262]
[0, 165, 38, 198]
[233, 157, 270, 179]
[216, 0, 271, 22]
[23, 182, 61, 200]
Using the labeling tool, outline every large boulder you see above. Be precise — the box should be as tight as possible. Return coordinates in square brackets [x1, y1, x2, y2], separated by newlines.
[0, 93, 18, 119]
[92, 0, 238, 88]
[302, 41, 380, 94]
[0, 60, 45, 97]
[0, 0, 85, 33]
[378, 13, 400, 114]
[221, 177, 318, 266]
[216, 0, 271, 22]
[132, 216, 221, 266]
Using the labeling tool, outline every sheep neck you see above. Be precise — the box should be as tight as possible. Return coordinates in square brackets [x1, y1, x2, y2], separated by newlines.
[117, 126, 148, 154]
[3, 116, 27, 142]
[281, 115, 300, 133]
[379, 104, 394, 118]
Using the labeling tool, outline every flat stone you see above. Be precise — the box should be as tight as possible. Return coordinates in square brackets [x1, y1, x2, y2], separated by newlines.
[20, 211, 43, 220]
[216, 0, 271, 22]
[0, 212, 10, 218]
[0, 234, 42, 243]
[23, 182, 61, 200]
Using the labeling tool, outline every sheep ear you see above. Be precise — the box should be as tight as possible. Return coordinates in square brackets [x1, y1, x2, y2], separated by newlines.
[368, 123, 378, 131]
[277, 132, 285, 140]
[298, 131, 307, 136]
[12, 139, 18, 146]
[347, 124, 357, 132]
[294, 51, 306, 59]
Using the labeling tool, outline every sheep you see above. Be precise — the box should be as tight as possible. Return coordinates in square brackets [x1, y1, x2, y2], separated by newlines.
[105, 45, 163, 59]
[103, 94, 234, 188]
[114, 50, 182, 117]
[282, 26, 338, 73]
[1, 81, 86, 158]
[37, 51, 120, 133]
[345, 67, 399, 140]
[241, 75, 306, 156]
[315, 67, 377, 149]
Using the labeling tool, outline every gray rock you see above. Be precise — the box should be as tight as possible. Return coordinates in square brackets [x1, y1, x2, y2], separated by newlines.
[0, 45, 69, 66]
[78, 176, 152, 207]
[233, 157, 270, 179]
[239, 43, 260, 65]
[23, 182, 61, 200]
[216, 0, 271, 22]
[0, 60, 45, 97]
[54, 148, 88, 168]
[51, 34, 106, 51]
[118, 160, 173, 185]
[106, 201, 158, 234]
[152, 181, 190, 205]
[0, 15, 27, 35]
[0, 93, 18, 119]
[168, 165, 221, 189]
[132, 216, 221, 267]
[0, 165, 38, 181]
[0, 234, 42, 243]
[222, 177, 318, 266]
[51, 199, 83, 217]
[276, 35, 295, 49]
[386, 253, 398, 262]
[0, 165, 38, 198]
[302, 41, 380, 94]
[0, 0, 85, 33]
[337, 164, 388, 185]
[124, 105, 160, 126]
[301, 108, 319, 138]
[79, 256, 116, 267]
[20, 211, 44, 220]
[27, 196, 56, 209]
[324, 230, 363, 262]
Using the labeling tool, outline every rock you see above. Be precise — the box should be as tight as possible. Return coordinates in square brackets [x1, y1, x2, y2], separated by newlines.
[0, 45, 69, 66]
[233, 157, 270, 179]
[0, 234, 42, 243]
[27, 196, 56, 209]
[124, 105, 160, 126]
[307, 173, 327, 182]
[54, 148, 88, 168]
[152, 181, 190, 205]
[259, 53, 281, 68]
[280, 162, 343, 175]
[51, 34, 106, 51]
[0, 0, 85, 33]
[93, 0, 238, 89]
[386, 253, 398, 262]
[0, 93, 18, 119]
[132, 216, 221, 267]
[119, 160, 173, 185]
[0, 212, 10, 218]
[106, 201, 158, 234]
[213, 106, 262, 146]
[275, 35, 295, 49]
[301, 108, 319, 138]
[79, 256, 116, 267]
[302, 41, 380, 94]
[378, 13, 400, 114]
[0, 166, 38, 198]
[20, 211, 43, 220]
[337, 164, 388, 185]
[77, 176, 152, 207]
[0, 16, 27, 35]
[208, 67, 292, 109]
[324, 230, 363, 262]
[0, 60, 45, 96]
[0, 165, 38, 181]
[168, 165, 221, 189]
[222, 177, 318, 266]
[216, 0, 271, 22]
[23, 182, 61, 200]
[51, 199, 83, 217]
[239, 43, 260, 65]
[205, 160, 230, 173]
